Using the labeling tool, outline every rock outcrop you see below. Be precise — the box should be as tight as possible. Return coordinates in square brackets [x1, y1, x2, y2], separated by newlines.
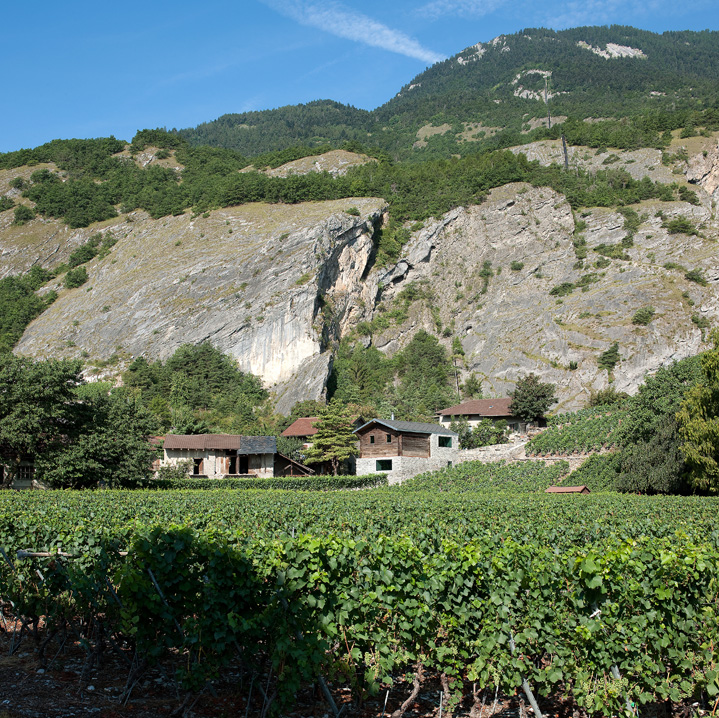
[687, 139, 719, 202]
[13, 198, 386, 405]
[3, 144, 719, 414]
[366, 183, 718, 410]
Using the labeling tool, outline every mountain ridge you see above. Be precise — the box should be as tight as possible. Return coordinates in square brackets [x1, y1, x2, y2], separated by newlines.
[177, 26, 719, 159]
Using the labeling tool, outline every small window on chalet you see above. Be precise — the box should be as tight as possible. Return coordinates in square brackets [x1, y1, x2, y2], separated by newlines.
[439, 436, 452, 448]
[370, 435, 375, 444]
[376, 459, 393, 472]
[386, 434, 392, 443]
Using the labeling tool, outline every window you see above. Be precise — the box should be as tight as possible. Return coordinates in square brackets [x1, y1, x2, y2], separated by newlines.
[376, 459, 393, 471]
[439, 436, 452, 448]
[17, 465, 35, 481]
[369, 435, 375, 444]
[386, 434, 392, 443]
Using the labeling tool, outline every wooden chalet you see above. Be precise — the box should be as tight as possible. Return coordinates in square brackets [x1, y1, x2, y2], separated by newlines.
[353, 419, 458, 481]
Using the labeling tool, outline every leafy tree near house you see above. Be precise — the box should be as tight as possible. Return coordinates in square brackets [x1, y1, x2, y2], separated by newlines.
[0, 355, 158, 488]
[613, 354, 702, 494]
[303, 400, 358, 475]
[37, 386, 158, 488]
[0, 355, 83, 485]
[677, 330, 719, 493]
[509, 373, 557, 422]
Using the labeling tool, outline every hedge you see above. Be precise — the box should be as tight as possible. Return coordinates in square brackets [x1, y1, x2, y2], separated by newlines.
[147, 474, 388, 491]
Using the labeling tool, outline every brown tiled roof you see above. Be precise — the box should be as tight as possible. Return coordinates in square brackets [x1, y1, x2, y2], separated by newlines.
[162, 434, 279, 452]
[281, 417, 320, 438]
[164, 434, 244, 450]
[437, 398, 514, 418]
[545, 485, 591, 494]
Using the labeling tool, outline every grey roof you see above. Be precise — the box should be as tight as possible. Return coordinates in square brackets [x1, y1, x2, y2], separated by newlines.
[162, 434, 277, 454]
[238, 436, 277, 455]
[354, 419, 457, 436]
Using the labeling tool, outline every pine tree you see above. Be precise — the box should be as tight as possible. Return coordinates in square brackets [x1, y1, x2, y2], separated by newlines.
[303, 400, 358, 475]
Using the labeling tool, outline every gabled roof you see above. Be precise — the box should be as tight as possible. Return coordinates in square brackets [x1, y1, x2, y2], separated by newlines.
[163, 434, 277, 454]
[239, 436, 277, 455]
[545, 485, 591, 494]
[281, 417, 320, 438]
[354, 419, 457, 437]
[437, 398, 515, 418]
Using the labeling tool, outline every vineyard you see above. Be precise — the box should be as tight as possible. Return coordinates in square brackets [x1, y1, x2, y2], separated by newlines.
[402, 459, 570, 493]
[527, 405, 627, 456]
[1, 469, 718, 717]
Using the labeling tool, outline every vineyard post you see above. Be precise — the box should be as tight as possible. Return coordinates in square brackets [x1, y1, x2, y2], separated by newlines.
[508, 633, 544, 718]
[277, 592, 340, 718]
[381, 688, 390, 717]
[147, 567, 184, 638]
[591, 605, 633, 715]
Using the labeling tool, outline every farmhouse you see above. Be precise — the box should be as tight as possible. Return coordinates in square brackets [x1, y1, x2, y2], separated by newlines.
[354, 419, 458, 483]
[281, 417, 321, 447]
[282, 415, 365, 447]
[436, 398, 521, 432]
[161, 434, 311, 478]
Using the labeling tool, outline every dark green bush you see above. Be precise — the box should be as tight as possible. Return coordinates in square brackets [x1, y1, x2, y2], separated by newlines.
[685, 269, 707, 286]
[13, 205, 35, 225]
[663, 216, 697, 235]
[598, 342, 621, 372]
[64, 266, 88, 289]
[632, 306, 655, 326]
[549, 282, 575, 297]
[692, 314, 710, 329]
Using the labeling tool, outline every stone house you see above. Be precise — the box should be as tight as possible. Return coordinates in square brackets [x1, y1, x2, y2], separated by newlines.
[161, 434, 311, 478]
[436, 398, 522, 432]
[353, 419, 458, 483]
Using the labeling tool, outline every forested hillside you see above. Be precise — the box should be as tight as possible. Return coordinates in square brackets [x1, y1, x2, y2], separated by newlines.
[177, 26, 719, 159]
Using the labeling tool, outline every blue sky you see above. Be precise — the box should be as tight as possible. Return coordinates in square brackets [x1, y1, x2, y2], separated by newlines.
[3, 0, 718, 152]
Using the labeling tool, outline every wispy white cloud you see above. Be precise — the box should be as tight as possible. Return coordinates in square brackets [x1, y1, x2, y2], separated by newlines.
[260, 0, 445, 64]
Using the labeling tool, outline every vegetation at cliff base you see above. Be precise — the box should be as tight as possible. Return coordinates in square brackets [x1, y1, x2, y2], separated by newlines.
[123, 342, 268, 435]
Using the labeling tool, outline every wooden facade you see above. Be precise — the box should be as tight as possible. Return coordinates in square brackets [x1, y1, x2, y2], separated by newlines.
[356, 425, 430, 459]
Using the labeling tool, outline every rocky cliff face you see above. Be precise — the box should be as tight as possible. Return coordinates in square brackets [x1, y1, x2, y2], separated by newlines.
[3, 143, 719, 414]
[11, 198, 386, 410]
[687, 139, 719, 202]
[367, 183, 717, 410]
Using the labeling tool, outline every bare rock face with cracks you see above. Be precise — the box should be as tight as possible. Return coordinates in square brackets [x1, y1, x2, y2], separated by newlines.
[2, 143, 718, 413]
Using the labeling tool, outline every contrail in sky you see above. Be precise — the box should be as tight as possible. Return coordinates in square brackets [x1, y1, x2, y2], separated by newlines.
[261, 0, 445, 64]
